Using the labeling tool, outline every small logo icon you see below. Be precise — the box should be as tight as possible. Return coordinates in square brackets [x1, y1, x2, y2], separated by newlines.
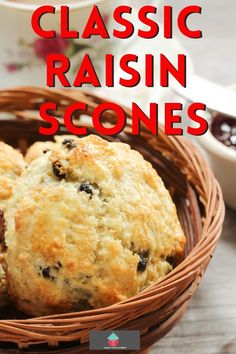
[89, 330, 140, 350]
[107, 332, 119, 347]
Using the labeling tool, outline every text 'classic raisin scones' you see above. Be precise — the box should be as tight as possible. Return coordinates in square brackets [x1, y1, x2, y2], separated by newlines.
[3, 135, 186, 316]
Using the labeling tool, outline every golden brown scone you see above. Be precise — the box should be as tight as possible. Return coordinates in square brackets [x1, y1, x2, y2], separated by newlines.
[25, 136, 79, 163]
[0, 142, 26, 211]
[3, 135, 185, 316]
[0, 265, 8, 308]
[0, 142, 25, 308]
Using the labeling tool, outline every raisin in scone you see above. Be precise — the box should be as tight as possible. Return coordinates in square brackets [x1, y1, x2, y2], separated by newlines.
[2, 135, 186, 316]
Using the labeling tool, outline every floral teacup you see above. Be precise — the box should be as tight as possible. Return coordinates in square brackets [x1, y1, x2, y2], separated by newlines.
[0, 0, 115, 88]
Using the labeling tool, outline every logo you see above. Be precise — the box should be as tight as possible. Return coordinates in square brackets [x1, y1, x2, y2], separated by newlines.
[89, 330, 140, 351]
[107, 332, 120, 347]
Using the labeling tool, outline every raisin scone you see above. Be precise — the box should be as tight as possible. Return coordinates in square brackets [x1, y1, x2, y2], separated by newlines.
[2, 135, 186, 316]
[0, 142, 26, 307]
[0, 142, 26, 211]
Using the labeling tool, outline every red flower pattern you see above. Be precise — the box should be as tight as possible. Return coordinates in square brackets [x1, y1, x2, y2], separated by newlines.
[33, 33, 70, 61]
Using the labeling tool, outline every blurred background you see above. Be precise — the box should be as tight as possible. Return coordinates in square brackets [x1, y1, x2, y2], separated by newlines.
[151, 1, 236, 353]
[170, 0, 236, 85]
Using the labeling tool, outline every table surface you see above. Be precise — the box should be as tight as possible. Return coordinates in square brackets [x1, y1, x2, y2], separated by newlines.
[151, 1, 236, 353]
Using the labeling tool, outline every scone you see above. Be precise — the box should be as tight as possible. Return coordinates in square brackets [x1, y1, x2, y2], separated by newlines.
[0, 264, 8, 308]
[3, 135, 186, 316]
[0, 142, 25, 307]
[0, 142, 26, 211]
[25, 136, 79, 163]
[0, 212, 8, 308]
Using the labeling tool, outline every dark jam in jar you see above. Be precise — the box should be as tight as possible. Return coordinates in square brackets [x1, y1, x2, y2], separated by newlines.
[211, 114, 236, 151]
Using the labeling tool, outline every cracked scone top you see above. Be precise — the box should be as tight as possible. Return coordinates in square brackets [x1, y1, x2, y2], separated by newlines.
[3, 135, 186, 316]
[24, 135, 76, 163]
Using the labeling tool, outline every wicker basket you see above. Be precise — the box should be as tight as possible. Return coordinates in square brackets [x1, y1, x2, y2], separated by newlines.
[0, 87, 225, 353]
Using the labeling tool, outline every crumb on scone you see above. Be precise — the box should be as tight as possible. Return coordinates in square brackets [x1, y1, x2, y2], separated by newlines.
[3, 135, 186, 316]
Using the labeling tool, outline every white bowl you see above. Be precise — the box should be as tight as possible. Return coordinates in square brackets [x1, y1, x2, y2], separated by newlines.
[198, 107, 236, 210]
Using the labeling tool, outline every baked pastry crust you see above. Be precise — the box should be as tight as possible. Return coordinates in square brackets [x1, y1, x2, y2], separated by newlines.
[3, 135, 186, 316]
[0, 142, 25, 211]
[0, 142, 25, 308]
[0, 265, 8, 308]
[25, 136, 78, 163]
[25, 141, 56, 164]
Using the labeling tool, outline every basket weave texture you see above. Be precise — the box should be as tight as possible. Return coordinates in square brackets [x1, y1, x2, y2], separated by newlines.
[0, 87, 225, 353]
